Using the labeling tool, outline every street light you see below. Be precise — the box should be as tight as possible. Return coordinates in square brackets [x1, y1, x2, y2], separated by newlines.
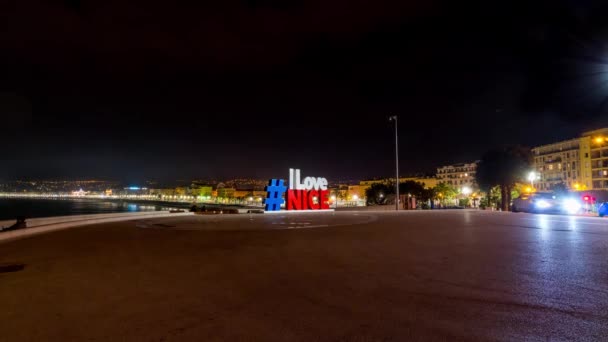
[389, 115, 399, 210]
[461, 186, 472, 196]
[527, 171, 539, 188]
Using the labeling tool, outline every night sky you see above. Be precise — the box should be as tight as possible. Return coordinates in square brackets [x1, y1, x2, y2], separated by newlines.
[3, 0, 608, 182]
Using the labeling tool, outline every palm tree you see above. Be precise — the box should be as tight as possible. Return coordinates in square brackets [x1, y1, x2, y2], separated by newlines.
[476, 146, 532, 211]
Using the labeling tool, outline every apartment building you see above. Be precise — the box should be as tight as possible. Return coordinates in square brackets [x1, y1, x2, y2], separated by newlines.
[436, 161, 479, 189]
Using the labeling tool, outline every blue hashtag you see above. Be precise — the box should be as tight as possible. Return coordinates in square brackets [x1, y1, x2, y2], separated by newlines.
[265, 179, 286, 211]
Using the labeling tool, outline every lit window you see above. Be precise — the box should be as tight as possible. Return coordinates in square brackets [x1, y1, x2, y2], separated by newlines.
[558, 163, 562, 169]
[548, 164, 554, 170]
[604, 170, 608, 176]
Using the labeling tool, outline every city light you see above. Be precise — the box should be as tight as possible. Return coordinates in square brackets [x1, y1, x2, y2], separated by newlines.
[535, 199, 551, 209]
[353, 195, 359, 200]
[330, 195, 336, 201]
[563, 198, 581, 214]
[595, 137, 604, 143]
[527, 171, 537, 182]
[525, 187, 532, 193]
[461, 186, 472, 195]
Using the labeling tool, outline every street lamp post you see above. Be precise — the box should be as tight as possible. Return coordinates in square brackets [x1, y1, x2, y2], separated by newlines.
[528, 171, 538, 189]
[389, 115, 399, 211]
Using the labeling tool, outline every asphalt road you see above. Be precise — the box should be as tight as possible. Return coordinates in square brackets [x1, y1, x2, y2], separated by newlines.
[1, 210, 607, 341]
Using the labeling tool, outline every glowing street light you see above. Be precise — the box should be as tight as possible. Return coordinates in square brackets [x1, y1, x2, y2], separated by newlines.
[461, 186, 472, 196]
[353, 194, 359, 201]
[527, 171, 540, 188]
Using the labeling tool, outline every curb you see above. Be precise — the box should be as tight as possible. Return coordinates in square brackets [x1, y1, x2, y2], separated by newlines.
[0, 211, 193, 244]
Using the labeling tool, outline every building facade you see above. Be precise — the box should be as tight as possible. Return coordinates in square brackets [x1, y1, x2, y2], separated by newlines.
[436, 161, 479, 190]
[531, 128, 608, 191]
[586, 128, 608, 190]
[532, 138, 588, 191]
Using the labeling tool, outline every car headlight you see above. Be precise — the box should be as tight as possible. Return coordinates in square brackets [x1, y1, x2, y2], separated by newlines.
[535, 199, 551, 209]
[563, 198, 581, 214]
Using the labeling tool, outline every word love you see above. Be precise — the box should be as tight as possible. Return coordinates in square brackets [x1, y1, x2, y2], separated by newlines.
[287, 168, 330, 210]
[288, 168, 328, 191]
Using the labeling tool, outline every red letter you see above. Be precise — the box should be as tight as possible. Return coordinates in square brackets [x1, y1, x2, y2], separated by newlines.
[287, 190, 302, 210]
[301, 190, 309, 210]
[308, 190, 320, 210]
[319, 190, 330, 209]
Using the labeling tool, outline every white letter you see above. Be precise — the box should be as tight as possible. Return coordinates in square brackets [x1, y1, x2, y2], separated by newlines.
[319, 178, 328, 190]
[296, 169, 304, 190]
[303, 177, 314, 190]
[289, 168, 294, 190]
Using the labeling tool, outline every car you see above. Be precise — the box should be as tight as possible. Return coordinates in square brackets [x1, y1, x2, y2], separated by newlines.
[599, 202, 608, 217]
[512, 192, 558, 213]
[512, 192, 582, 214]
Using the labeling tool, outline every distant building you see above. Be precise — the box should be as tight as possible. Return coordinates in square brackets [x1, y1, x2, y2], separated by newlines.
[436, 161, 479, 190]
[174, 187, 188, 196]
[531, 128, 608, 191]
[347, 185, 367, 200]
[217, 187, 236, 198]
[149, 188, 176, 197]
[190, 186, 213, 197]
[120, 186, 149, 196]
[359, 176, 439, 189]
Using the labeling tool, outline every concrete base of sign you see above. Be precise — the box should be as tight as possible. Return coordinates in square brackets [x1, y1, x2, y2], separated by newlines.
[264, 209, 335, 214]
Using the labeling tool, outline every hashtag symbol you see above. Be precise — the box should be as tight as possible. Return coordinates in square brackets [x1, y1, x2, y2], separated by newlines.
[264, 179, 286, 211]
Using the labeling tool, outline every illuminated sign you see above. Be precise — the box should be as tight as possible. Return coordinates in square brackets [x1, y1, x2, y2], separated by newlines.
[264, 168, 330, 211]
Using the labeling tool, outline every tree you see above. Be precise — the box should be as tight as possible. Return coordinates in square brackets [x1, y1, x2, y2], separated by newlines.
[365, 183, 393, 205]
[433, 182, 458, 205]
[476, 145, 533, 211]
[399, 181, 425, 199]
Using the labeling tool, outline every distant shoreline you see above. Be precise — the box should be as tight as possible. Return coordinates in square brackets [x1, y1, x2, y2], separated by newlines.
[0, 196, 187, 208]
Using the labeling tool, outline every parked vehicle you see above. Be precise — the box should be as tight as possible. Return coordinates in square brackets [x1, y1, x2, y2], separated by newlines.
[599, 202, 608, 217]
